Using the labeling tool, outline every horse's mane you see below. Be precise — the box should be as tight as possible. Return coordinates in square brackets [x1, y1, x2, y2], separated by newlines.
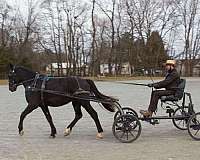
[16, 66, 36, 76]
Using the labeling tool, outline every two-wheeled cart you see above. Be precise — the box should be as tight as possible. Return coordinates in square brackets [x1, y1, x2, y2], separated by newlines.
[112, 79, 200, 143]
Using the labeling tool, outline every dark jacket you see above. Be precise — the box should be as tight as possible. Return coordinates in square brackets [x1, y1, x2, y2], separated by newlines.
[153, 69, 180, 90]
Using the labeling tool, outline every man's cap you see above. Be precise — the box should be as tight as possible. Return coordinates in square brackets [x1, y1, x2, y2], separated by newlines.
[164, 60, 176, 66]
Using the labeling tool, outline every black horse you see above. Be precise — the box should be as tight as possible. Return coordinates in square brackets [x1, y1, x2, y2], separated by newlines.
[8, 64, 116, 138]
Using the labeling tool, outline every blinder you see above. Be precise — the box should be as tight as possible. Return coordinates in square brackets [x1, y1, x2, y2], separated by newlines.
[8, 66, 39, 92]
[8, 67, 19, 91]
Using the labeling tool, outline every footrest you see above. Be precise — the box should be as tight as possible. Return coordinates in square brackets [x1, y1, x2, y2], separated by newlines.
[150, 119, 159, 125]
[143, 119, 159, 125]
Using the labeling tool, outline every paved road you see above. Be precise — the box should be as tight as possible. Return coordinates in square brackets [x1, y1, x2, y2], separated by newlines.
[0, 78, 200, 160]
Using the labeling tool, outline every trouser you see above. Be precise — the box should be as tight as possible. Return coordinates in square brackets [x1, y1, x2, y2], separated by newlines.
[148, 90, 175, 112]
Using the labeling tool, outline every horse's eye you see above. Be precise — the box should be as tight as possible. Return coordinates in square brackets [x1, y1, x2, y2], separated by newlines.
[9, 69, 16, 75]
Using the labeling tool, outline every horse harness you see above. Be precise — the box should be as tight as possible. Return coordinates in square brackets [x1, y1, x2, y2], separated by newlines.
[26, 75, 90, 106]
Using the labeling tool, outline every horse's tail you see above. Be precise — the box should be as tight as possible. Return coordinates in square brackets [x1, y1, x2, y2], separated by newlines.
[86, 79, 116, 112]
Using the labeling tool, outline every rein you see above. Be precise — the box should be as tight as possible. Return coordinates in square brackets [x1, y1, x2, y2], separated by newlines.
[111, 81, 149, 87]
[12, 73, 40, 87]
[29, 87, 118, 104]
[95, 78, 149, 87]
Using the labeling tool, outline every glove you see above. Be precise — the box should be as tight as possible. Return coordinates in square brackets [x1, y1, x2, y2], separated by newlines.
[147, 83, 154, 88]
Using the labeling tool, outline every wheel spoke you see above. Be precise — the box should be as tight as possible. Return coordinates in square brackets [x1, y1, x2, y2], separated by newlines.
[173, 108, 189, 130]
[116, 119, 123, 128]
[182, 120, 185, 127]
[177, 120, 182, 125]
[115, 130, 125, 138]
[179, 120, 186, 128]
[130, 129, 139, 132]
[195, 119, 200, 124]
[194, 129, 200, 136]
[120, 131, 125, 138]
[128, 130, 136, 138]
[193, 118, 200, 135]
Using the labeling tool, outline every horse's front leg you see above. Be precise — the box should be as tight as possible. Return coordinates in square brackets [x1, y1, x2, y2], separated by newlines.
[18, 104, 38, 136]
[40, 105, 57, 138]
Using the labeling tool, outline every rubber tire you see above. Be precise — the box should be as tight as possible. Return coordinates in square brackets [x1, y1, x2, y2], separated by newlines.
[114, 107, 138, 120]
[187, 112, 200, 141]
[112, 114, 141, 143]
[172, 107, 188, 130]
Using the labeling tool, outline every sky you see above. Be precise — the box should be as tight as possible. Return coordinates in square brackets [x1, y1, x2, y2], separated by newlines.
[6, 0, 41, 14]
[3, 0, 191, 56]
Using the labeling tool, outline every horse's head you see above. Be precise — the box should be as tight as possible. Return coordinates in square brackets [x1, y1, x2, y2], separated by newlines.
[8, 64, 19, 92]
[8, 64, 36, 92]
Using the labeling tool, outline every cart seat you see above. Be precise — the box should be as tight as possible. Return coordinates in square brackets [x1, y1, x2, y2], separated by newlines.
[161, 95, 179, 101]
[161, 79, 186, 102]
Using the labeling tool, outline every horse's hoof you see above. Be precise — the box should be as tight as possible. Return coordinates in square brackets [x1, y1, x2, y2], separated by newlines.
[49, 135, 56, 139]
[96, 132, 103, 139]
[64, 128, 71, 136]
[19, 130, 24, 136]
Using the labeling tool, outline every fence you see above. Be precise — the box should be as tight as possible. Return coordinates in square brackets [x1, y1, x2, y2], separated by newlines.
[0, 73, 8, 80]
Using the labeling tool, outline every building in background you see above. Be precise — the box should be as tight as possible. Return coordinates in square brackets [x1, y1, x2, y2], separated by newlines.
[100, 62, 133, 76]
[46, 62, 89, 76]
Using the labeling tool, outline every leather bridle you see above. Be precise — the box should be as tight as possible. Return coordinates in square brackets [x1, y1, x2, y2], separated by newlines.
[8, 68, 40, 89]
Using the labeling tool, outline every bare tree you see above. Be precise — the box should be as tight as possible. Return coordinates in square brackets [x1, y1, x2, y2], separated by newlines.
[91, 0, 96, 76]
[96, 0, 116, 75]
[2, 0, 199, 77]
[0, 0, 41, 69]
[173, 0, 200, 76]
[39, 0, 89, 76]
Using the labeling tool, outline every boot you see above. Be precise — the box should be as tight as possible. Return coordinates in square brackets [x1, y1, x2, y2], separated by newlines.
[140, 110, 153, 117]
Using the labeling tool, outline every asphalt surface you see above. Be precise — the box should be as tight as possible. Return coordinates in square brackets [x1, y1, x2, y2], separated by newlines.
[0, 78, 200, 160]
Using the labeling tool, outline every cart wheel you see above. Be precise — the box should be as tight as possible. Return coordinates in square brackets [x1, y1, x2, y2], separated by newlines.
[172, 107, 189, 130]
[114, 107, 138, 120]
[112, 114, 141, 143]
[187, 112, 200, 140]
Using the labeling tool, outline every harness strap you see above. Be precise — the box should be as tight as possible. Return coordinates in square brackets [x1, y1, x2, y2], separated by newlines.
[33, 73, 40, 88]
[14, 74, 39, 87]
[73, 77, 90, 95]
[74, 77, 81, 89]
[41, 76, 47, 106]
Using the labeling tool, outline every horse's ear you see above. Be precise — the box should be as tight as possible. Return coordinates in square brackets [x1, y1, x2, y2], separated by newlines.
[9, 63, 14, 69]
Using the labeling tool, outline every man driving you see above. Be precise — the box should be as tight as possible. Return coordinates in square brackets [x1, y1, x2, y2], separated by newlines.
[140, 60, 180, 117]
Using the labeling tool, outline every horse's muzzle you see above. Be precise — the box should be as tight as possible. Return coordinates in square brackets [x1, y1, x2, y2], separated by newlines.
[9, 84, 17, 92]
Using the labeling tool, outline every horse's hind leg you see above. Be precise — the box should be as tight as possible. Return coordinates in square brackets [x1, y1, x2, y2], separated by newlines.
[18, 104, 38, 136]
[82, 102, 104, 139]
[64, 101, 82, 136]
[40, 105, 57, 138]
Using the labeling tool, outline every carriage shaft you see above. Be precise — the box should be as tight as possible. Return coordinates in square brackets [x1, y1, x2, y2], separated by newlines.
[139, 115, 190, 121]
